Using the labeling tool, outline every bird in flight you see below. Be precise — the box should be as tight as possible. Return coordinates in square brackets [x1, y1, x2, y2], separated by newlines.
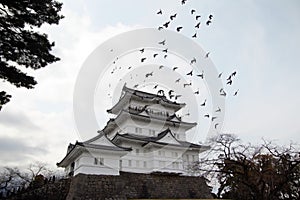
[141, 57, 146, 62]
[175, 94, 182, 100]
[205, 52, 210, 58]
[175, 78, 180, 83]
[211, 116, 217, 121]
[191, 9, 196, 14]
[145, 72, 153, 78]
[194, 89, 199, 94]
[157, 89, 165, 96]
[196, 15, 201, 20]
[227, 75, 232, 81]
[176, 26, 183, 32]
[183, 82, 192, 88]
[197, 71, 204, 79]
[190, 57, 196, 64]
[204, 114, 210, 118]
[218, 72, 222, 78]
[195, 22, 201, 29]
[215, 107, 221, 112]
[170, 13, 177, 20]
[168, 90, 174, 95]
[157, 9, 162, 15]
[158, 39, 166, 45]
[153, 53, 158, 58]
[163, 21, 170, 28]
[164, 54, 168, 59]
[233, 89, 239, 96]
[140, 48, 145, 53]
[206, 20, 212, 26]
[209, 14, 213, 20]
[214, 123, 219, 129]
[181, 0, 187, 5]
[227, 79, 232, 85]
[134, 84, 139, 88]
[168, 90, 174, 98]
[192, 32, 197, 38]
[153, 84, 158, 89]
[232, 71, 237, 76]
[173, 67, 178, 71]
[220, 88, 227, 96]
[186, 70, 193, 76]
[159, 65, 164, 69]
[200, 99, 206, 106]
[162, 48, 168, 53]
[158, 26, 163, 31]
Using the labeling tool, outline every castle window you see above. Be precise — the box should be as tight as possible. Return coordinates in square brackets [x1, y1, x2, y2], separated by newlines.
[143, 161, 147, 167]
[149, 129, 155, 136]
[172, 152, 178, 157]
[158, 150, 165, 156]
[128, 160, 132, 167]
[192, 155, 197, 162]
[186, 154, 189, 162]
[172, 162, 179, 169]
[136, 160, 140, 167]
[99, 157, 104, 165]
[135, 127, 142, 133]
[94, 158, 104, 165]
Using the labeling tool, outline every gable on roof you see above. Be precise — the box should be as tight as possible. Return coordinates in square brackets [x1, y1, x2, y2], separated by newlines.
[155, 129, 181, 145]
[84, 131, 131, 151]
[112, 128, 195, 148]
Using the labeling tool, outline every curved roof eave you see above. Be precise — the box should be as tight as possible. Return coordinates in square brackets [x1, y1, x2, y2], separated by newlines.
[107, 86, 186, 114]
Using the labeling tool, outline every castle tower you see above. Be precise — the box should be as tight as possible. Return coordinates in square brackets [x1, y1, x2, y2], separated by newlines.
[57, 85, 209, 176]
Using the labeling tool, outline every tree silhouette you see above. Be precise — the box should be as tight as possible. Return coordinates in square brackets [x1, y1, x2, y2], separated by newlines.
[0, 0, 64, 110]
[190, 134, 300, 200]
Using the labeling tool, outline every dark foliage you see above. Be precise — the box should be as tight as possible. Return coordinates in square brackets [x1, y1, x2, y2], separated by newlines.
[191, 134, 300, 200]
[0, 0, 63, 110]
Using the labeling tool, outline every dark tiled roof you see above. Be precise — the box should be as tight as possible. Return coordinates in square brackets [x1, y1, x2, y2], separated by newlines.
[123, 110, 196, 127]
[112, 128, 207, 149]
[77, 142, 132, 151]
[57, 136, 131, 167]
[123, 85, 185, 106]
[107, 85, 185, 113]
[101, 110, 196, 136]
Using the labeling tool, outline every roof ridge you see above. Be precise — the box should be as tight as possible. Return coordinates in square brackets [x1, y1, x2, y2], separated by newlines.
[122, 85, 185, 106]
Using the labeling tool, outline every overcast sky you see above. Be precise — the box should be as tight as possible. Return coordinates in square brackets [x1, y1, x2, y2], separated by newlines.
[0, 0, 300, 169]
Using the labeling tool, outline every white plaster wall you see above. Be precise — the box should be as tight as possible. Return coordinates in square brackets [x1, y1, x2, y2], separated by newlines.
[118, 142, 191, 174]
[73, 152, 122, 176]
[115, 117, 189, 142]
[75, 165, 119, 175]
[182, 150, 200, 171]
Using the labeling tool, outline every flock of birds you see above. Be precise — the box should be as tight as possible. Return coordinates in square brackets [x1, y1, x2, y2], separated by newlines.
[156, 0, 213, 39]
[106, 0, 239, 132]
